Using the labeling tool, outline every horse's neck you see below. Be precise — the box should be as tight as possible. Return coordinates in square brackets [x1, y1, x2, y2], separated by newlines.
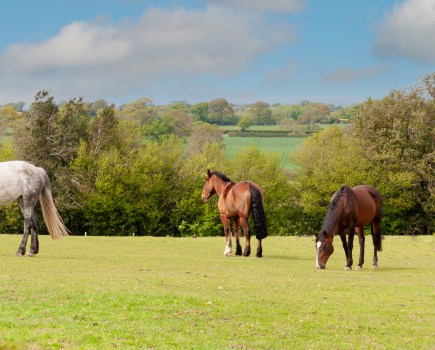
[214, 180, 233, 197]
[322, 207, 341, 236]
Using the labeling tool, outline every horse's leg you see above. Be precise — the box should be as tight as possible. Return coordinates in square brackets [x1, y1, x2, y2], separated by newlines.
[339, 232, 349, 261]
[16, 198, 30, 256]
[233, 218, 242, 256]
[355, 227, 365, 269]
[28, 214, 39, 256]
[240, 217, 251, 257]
[256, 239, 263, 258]
[371, 220, 382, 269]
[220, 215, 232, 256]
[345, 227, 355, 270]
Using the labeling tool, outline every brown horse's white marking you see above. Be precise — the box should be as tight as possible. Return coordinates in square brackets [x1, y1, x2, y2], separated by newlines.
[316, 185, 383, 270]
[201, 170, 267, 257]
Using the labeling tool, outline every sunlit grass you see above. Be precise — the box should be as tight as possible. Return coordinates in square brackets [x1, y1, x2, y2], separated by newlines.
[0, 235, 433, 349]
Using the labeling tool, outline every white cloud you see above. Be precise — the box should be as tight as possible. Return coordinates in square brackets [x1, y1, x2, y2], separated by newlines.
[324, 66, 387, 84]
[0, 6, 296, 104]
[206, 0, 306, 13]
[375, 0, 435, 64]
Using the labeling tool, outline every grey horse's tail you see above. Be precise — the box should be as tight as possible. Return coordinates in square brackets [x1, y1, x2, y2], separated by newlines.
[39, 171, 69, 239]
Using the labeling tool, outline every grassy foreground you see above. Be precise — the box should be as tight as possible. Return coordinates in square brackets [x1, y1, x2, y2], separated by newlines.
[0, 235, 433, 349]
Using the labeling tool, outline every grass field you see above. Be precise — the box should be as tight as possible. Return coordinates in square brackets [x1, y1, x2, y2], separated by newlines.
[223, 136, 305, 171]
[0, 235, 433, 349]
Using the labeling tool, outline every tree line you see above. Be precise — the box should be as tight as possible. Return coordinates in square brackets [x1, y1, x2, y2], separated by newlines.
[0, 73, 433, 236]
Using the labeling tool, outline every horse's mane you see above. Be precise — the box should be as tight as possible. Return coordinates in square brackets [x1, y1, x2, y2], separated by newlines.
[321, 185, 352, 234]
[212, 171, 233, 183]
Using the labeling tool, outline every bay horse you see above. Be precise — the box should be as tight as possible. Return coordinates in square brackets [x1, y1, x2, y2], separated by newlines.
[0, 161, 69, 256]
[201, 170, 268, 257]
[316, 185, 382, 270]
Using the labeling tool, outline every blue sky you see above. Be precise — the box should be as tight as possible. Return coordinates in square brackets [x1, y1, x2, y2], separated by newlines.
[0, 0, 434, 107]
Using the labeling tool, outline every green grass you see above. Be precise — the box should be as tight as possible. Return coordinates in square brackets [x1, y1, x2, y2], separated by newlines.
[0, 235, 433, 349]
[224, 136, 304, 171]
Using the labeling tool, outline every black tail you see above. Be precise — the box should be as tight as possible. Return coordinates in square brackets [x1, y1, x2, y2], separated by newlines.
[371, 223, 383, 252]
[369, 187, 383, 252]
[249, 184, 268, 240]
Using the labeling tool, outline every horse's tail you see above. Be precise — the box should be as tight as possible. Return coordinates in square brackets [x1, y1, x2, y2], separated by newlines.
[39, 171, 69, 239]
[371, 224, 382, 252]
[369, 187, 383, 252]
[249, 184, 268, 240]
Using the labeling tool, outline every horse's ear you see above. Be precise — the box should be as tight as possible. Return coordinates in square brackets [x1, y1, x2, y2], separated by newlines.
[207, 169, 212, 177]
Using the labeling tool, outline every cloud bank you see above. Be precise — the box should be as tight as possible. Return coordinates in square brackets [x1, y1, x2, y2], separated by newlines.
[375, 0, 435, 64]
[0, 5, 296, 104]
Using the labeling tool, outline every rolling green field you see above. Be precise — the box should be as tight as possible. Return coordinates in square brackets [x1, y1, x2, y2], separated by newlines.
[223, 136, 305, 171]
[0, 235, 433, 349]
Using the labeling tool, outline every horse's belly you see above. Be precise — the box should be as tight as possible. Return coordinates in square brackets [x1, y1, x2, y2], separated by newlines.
[0, 177, 22, 205]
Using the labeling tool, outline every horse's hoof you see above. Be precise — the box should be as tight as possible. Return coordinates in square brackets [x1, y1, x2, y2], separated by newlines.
[26, 252, 35, 257]
[356, 266, 362, 270]
[345, 266, 352, 271]
[224, 251, 232, 257]
[15, 252, 24, 257]
[372, 264, 378, 269]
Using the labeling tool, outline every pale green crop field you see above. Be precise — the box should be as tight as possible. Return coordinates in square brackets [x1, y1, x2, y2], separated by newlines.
[223, 136, 305, 171]
[0, 235, 433, 349]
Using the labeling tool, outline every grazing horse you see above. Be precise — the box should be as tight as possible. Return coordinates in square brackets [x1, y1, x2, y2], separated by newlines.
[201, 170, 268, 257]
[0, 161, 69, 256]
[316, 185, 383, 270]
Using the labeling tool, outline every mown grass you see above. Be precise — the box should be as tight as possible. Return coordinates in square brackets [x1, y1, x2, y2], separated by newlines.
[0, 235, 434, 349]
[223, 136, 304, 171]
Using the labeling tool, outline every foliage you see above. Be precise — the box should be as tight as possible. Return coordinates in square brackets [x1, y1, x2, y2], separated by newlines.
[352, 73, 434, 234]
[187, 123, 224, 154]
[223, 146, 302, 236]
[191, 101, 209, 122]
[247, 101, 273, 125]
[208, 98, 237, 125]
[116, 97, 157, 124]
[237, 116, 251, 131]
[297, 73, 434, 235]
[0, 105, 22, 139]
[297, 126, 416, 234]
[2, 76, 432, 237]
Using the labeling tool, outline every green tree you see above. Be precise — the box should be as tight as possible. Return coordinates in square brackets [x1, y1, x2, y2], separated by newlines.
[208, 98, 236, 125]
[352, 73, 434, 234]
[237, 116, 251, 131]
[299, 103, 331, 130]
[88, 99, 109, 116]
[191, 102, 209, 122]
[117, 97, 156, 124]
[297, 124, 426, 235]
[188, 123, 224, 154]
[248, 101, 273, 125]
[0, 105, 21, 139]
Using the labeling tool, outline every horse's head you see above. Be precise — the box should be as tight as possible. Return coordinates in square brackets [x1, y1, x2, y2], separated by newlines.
[201, 169, 216, 202]
[316, 231, 334, 269]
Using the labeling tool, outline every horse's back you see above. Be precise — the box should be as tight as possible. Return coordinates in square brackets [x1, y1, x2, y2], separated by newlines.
[0, 161, 45, 205]
[352, 185, 382, 225]
[223, 181, 262, 217]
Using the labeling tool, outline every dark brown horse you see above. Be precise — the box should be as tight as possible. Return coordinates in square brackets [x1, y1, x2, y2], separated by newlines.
[201, 170, 268, 257]
[316, 185, 383, 270]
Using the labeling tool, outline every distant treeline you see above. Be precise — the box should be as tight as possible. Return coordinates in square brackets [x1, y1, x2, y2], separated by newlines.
[0, 73, 433, 236]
